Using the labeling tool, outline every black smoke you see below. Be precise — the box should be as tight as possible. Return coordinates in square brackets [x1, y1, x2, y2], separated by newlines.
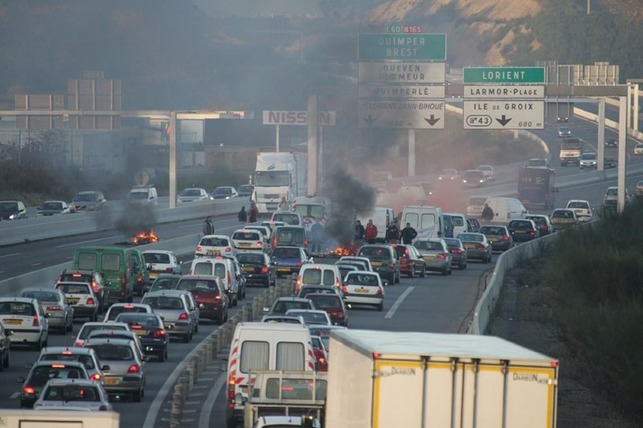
[115, 204, 158, 239]
[324, 168, 375, 246]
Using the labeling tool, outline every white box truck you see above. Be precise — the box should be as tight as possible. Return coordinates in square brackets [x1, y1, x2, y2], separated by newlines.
[0, 410, 120, 427]
[252, 152, 307, 216]
[325, 329, 558, 428]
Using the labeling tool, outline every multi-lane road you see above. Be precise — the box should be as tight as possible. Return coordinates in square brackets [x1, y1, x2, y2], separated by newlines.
[0, 117, 642, 427]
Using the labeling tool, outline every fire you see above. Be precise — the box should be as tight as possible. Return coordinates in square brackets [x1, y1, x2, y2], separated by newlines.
[132, 229, 159, 245]
[329, 243, 359, 256]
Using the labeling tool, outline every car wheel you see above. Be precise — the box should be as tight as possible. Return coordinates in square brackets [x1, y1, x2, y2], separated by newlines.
[395, 271, 400, 284]
[420, 265, 426, 278]
[66, 318, 73, 333]
[377, 303, 384, 312]
[194, 322, 199, 334]
[158, 350, 166, 362]
[3, 351, 8, 369]
[133, 388, 142, 402]
[447, 267, 452, 275]
[408, 266, 415, 278]
[183, 333, 191, 343]
[442, 268, 448, 276]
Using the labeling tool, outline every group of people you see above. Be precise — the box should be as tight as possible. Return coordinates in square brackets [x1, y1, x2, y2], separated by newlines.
[354, 219, 417, 245]
[237, 203, 259, 223]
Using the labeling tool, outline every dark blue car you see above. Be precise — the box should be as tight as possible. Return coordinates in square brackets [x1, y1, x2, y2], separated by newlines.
[270, 246, 312, 277]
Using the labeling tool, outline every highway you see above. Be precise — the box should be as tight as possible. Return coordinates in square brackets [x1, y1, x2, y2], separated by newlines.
[0, 117, 642, 427]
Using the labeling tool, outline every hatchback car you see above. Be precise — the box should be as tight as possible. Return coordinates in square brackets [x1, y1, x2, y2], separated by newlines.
[285, 309, 331, 326]
[462, 170, 486, 187]
[392, 244, 426, 278]
[634, 143, 643, 155]
[69, 191, 106, 212]
[237, 252, 275, 287]
[478, 225, 513, 251]
[237, 184, 254, 198]
[342, 271, 384, 312]
[579, 152, 597, 169]
[140, 290, 198, 343]
[456, 233, 493, 263]
[414, 239, 452, 275]
[335, 264, 359, 282]
[557, 126, 572, 137]
[566, 200, 592, 222]
[297, 285, 342, 300]
[84, 338, 146, 401]
[438, 169, 459, 181]
[0, 200, 27, 220]
[603, 186, 632, 208]
[142, 250, 182, 287]
[211, 186, 238, 199]
[57, 270, 107, 311]
[74, 322, 130, 347]
[264, 297, 316, 317]
[476, 165, 495, 181]
[356, 245, 400, 284]
[176, 275, 229, 324]
[85, 329, 144, 363]
[442, 238, 467, 270]
[148, 274, 182, 293]
[33, 378, 112, 411]
[305, 294, 348, 327]
[311, 336, 329, 372]
[604, 137, 617, 148]
[114, 313, 169, 362]
[36, 200, 70, 216]
[55, 282, 100, 322]
[231, 229, 265, 253]
[103, 303, 153, 322]
[195, 235, 235, 258]
[0, 298, 49, 350]
[525, 214, 554, 237]
[507, 219, 540, 243]
[550, 209, 579, 232]
[176, 187, 210, 204]
[18, 361, 90, 408]
[38, 346, 105, 383]
[271, 246, 313, 277]
[19, 288, 74, 334]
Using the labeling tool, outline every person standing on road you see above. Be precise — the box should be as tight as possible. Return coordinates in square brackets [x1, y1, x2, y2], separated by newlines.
[365, 219, 378, 244]
[400, 222, 417, 245]
[238, 206, 247, 223]
[202, 216, 214, 235]
[278, 196, 289, 211]
[481, 203, 494, 224]
[385, 221, 400, 244]
[310, 218, 324, 254]
[248, 202, 259, 223]
[354, 219, 365, 246]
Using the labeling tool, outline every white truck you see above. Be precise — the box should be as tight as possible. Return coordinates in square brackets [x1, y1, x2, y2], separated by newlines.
[243, 370, 327, 428]
[325, 329, 559, 428]
[252, 152, 307, 216]
[0, 410, 120, 427]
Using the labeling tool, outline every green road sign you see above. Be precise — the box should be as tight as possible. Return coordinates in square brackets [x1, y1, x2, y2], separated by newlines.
[463, 67, 545, 84]
[358, 34, 446, 61]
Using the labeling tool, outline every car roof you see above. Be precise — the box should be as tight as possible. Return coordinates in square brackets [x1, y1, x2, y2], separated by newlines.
[275, 297, 312, 303]
[142, 250, 175, 255]
[40, 346, 96, 355]
[41, 378, 100, 387]
[33, 360, 86, 368]
[0, 297, 38, 304]
[84, 338, 137, 346]
[144, 290, 189, 297]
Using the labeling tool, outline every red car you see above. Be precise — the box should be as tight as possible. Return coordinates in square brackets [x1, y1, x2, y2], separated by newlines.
[176, 275, 229, 324]
[305, 293, 348, 327]
[392, 244, 427, 278]
[311, 335, 328, 372]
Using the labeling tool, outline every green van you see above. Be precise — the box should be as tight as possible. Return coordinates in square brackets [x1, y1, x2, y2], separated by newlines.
[270, 226, 307, 249]
[72, 246, 146, 304]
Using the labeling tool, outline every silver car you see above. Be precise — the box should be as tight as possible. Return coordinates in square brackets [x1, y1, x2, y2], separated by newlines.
[414, 239, 453, 275]
[140, 290, 199, 343]
[19, 288, 74, 334]
[457, 232, 493, 263]
[38, 346, 106, 383]
[0, 297, 49, 350]
[84, 338, 146, 401]
[74, 321, 130, 347]
[342, 271, 385, 311]
[33, 378, 112, 411]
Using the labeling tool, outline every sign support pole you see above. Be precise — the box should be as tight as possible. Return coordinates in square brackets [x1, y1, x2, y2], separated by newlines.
[597, 98, 605, 171]
[617, 96, 627, 213]
[169, 111, 177, 209]
[307, 95, 318, 196]
[319, 124, 324, 189]
[275, 125, 280, 152]
[408, 129, 416, 177]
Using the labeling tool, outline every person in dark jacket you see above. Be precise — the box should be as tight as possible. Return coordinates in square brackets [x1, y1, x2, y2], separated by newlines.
[481, 203, 494, 224]
[354, 220, 365, 245]
[385, 222, 400, 243]
[238, 206, 247, 223]
[248, 203, 259, 223]
[400, 222, 418, 244]
[203, 216, 214, 235]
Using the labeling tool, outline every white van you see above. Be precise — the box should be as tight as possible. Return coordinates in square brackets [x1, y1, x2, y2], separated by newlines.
[127, 185, 158, 206]
[226, 322, 316, 427]
[484, 197, 528, 224]
[466, 196, 488, 218]
[188, 257, 239, 305]
[295, 264, 342, 295]
[270, 211, 303, 227]
[400, 206, 443, 241]
[355, 206, 395, 242]
[443, 212, 467, 237]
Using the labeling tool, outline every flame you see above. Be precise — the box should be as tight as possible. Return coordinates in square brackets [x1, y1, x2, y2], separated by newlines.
[132, 229, 159, 245]
[329, 243, 359, 256]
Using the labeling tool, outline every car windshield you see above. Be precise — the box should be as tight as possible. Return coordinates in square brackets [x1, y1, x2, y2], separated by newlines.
[271, 300, 312, 314]
[90, 345, 133, 361]
[567, 202, 588, 209]
[41, 202, 63, 210]
[40, 353, 96, 370]
[21, 291, 60, 302]
[128, 191, 148, 200]
[414, 241, 443, 251]
[43, 385, 100, 402]
[308, 295, 342, 309]
[0, 301, 36, 315]
[213, 188, 231, 196]
[443, 238, 461, 248]
[237, 253, 265, 264]
[552, 210, 574, 219]
[181, 189, 202, 196]
[74, 193, 98, 202]
[464, 171, 484, 180]
[479, 226, 505, 235]
[287, 311, 327, 324]
[56, 284, 90, 294]
[358, 247, 391, 260]
[457, 233, 483, 242]
[106, 306, 148, 320]
[116, 314, 159, 327]
[29, 366, 86, 386]
[232, 231, 261, 240]
[273, 213, 300, 225]
[606, 188, 617, 196]
[0, 202, 18, 212]
[143, 297, 183, 310]
[200, 237, 229, 246]
[509, 221, 532, 230]
[177, 279, 218, 292]
[78, 324, 127, 340]
[468, 197, 487, 205]
[581, 153, 596, 160]
[144, 253, 171, 264]
[151, 276, 180, 291]
[527, 217, 546, 225]
[346, 273, 378, 286]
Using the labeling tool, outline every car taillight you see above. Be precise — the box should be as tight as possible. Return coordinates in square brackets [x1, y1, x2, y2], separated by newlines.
[23, 385, 35, 395]
[260, 266, 268, 274]
[75, 341, 83, 347]
[165, 267, 174, 272]
[502, 235, 509, 241]
[99, 405, 109, 411]
[296, 262, 302, 267]
[225, 247, 232, 253]
[256, 242, 263, 247]
[227, 271, 232, 285]
[121, 274, 127, 288]
[273, 238, 277, 248]
[478, 244, 486, 249]
[228, 376, 236, 405]
[137, 273, 142, 282]
[91, 373, 102, 381]
[342, 285, 348, 294]
[196, 246, 203, 252]
[152, 328, 166, 338]
[405, 248, 409, 256]
[87, 298, 95, 305]
[131, 325, 142, 330]
[179, 312, 189, 320]
[304, 239, 309, 247]
[214, 294, 222, 301]
[32, 315, 39, 327]
[437, 253, 446, 260]
[375, 288, 383, 295]
[295, 278, 301, 293]
[46, 306, 62, 312]
[127, 364, 140, 374]
[529, 231, 536, 236]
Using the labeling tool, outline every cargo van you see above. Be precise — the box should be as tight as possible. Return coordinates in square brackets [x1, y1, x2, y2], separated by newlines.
[72, 247, 143, 304]
[484, 197, 528, 224]
[443, 212, 467, 237]
[400, 206, 444, 241]
[466, 196, 488, 218]
[226, 322, 316, 428]
[355, 206, 395, 242]
[188, 257, 239, 306]
[270, 226, 307, 249]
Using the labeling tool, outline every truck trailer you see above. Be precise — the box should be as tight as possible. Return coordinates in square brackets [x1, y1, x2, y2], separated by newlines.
[517, 167, 556, 209]
[325, 329, 559, 428]
[0, 410, 119, 428]
[252, 152, 307, 216]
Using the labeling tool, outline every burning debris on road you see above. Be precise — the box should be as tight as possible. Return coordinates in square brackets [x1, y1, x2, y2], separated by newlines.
[132, 229, 159, 245]
[115, 204, 159, 246]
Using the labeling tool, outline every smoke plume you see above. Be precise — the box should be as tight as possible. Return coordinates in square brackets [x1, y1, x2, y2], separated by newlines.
[115, 204, 158, 238]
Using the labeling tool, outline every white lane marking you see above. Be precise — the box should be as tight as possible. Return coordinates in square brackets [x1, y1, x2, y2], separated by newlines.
[198, 372, 227, 428]
[55, 236, 122, 248]
[0, 253, 20, 259]
[385, 286, 415, 319]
